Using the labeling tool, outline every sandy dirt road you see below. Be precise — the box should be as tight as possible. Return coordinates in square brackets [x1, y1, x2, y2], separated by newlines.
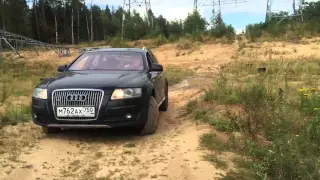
[1, 84, 226, 180]
[0, 42, 238, 180]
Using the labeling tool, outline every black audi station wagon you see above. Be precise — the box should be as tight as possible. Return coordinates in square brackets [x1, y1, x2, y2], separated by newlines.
[31, 48, 168, 135]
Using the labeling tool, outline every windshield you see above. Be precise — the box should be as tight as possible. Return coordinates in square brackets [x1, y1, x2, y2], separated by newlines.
[68, 51, 144, 71]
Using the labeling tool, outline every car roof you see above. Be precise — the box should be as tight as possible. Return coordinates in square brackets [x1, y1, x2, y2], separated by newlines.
[85, 48, 148, 53]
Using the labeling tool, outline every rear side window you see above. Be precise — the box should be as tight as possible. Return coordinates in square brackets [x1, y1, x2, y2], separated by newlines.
[149, 51, 159, 64]
[68, 51, 144, 71]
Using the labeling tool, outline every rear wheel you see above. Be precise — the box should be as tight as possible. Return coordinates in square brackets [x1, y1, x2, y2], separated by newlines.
[42, 127, 61, 135]
[140, 97, 159, 135]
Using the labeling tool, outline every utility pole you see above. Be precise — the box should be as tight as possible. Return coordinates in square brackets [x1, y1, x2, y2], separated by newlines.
[144, 0, 150, 26]
[266, 0, 303, 24]
[266, 0, 273, 22]
[121, 0, 153, 40]
[121, 0, 125, 40]
[194, 0, 198, 11]
[293, 0, 296, 15]
[128, 0, 131, 16]
[90, 0, 93, 42]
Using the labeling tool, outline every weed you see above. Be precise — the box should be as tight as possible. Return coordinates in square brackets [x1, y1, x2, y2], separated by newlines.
[194, 109, 210, 123]
[124, 143, 136, 148]
[198, 59, 320, 180]
[80, 162, 100, 180]
[0, 105, 31, 126]
[203, 154, 228, 169]
[203, 74, 241, 104]
[200, 133, 227, 152]
[210, 118, 240, 133]
[165, 66, 193, 85]
[186, 100, 198, 114]
[176, 41, 193, 50]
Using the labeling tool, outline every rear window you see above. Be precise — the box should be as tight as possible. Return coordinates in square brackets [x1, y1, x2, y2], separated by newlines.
[68, 51, 144, 71]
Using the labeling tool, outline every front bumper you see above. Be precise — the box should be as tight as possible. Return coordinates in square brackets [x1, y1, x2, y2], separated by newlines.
[31, 94, 150, 129]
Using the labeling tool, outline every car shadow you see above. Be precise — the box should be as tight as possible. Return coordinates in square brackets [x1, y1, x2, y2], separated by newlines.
[46, 127, 143, 144]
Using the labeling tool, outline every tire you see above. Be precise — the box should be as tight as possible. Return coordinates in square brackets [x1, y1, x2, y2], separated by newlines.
[42, 127, 61, 135]
[140, 97, 160, 135]
[159, 83, 168, 112]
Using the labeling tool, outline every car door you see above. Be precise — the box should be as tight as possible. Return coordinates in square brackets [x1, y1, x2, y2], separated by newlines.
[146, 52, 163, 104]
[149, 50, 166, 100]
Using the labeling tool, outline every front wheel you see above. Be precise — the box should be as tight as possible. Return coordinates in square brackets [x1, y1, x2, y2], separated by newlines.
[140, 97, 160, 135]
[159, 84, 168, 112]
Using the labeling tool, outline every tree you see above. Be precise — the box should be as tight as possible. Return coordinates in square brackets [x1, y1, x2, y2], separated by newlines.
[48, 0, 63, 44]
[1, 0, 6, 30]
[183, 10, 206, 34]
[90, 0, 93, 42]
[83, 0, 90, 41]
[40, 0, 49, 41]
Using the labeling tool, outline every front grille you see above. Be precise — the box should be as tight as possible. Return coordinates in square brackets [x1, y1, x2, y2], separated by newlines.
[52, 89, 104, 121]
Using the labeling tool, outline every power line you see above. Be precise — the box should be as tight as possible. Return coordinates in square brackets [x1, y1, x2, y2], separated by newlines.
[121, 0, 153, 40]
[200, 0, 247, 28]
[266, 0, 303, 23]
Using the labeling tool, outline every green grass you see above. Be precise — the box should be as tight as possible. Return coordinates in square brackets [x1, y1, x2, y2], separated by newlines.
[203, 154, 228, 169]
[200, 133, 228, 152]
[165, 66, 194, 86]
[0, 105, 31, 126]
[0, 57, 58, 127]
[194, 58, 320, 179]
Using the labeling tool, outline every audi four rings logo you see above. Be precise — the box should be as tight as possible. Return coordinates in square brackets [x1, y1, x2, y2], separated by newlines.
[66, 94, 87, 101]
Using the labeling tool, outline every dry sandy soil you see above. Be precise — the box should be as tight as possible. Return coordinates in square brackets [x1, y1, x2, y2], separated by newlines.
[1, 39, 320, 180]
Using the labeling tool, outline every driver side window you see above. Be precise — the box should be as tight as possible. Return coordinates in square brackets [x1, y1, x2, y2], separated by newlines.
[146, 52, 154, 68]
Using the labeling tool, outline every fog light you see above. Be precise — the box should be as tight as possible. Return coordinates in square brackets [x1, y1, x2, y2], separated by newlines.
[125, 114, 132, 119]
[33, 113, 37, 119]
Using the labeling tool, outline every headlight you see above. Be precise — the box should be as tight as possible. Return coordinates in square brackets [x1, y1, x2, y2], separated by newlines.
[111, 88, 142, 100]
[32, 88, 47, 99]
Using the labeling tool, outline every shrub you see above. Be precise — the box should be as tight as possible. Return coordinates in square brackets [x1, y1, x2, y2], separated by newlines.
[186, 100, 198, 114]
[210, 24, 236, 40]
[165, 66, 193, 85]
[198, 59, 320, 180]
[203, 73, 241, 104]
[0, 105, 31, 126]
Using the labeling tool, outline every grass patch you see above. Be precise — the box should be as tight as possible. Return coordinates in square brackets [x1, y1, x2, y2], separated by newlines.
[0, 105, 31, 126]
[203, 154, 228, 169]
[210, 118, 240, 133]
[195, 58, 320, 179]
[200, 133, 228, 152]
[124, 143, 136, 148]
[0, 57, 57, 127]
[186, 100, 198, 114]
[165, 66, 194, 86]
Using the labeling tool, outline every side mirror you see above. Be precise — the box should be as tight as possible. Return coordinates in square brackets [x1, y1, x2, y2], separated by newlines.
[58, 64, 67, 72]
[150, 64, 163, 72]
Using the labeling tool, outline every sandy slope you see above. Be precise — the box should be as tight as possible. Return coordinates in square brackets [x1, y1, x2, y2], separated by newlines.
[0, 41, 262, 180]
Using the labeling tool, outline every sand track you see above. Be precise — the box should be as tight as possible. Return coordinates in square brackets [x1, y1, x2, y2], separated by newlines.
[0, 42, 241, 180]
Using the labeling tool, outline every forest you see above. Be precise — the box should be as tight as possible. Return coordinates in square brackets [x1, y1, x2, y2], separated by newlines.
[0, 0, 236, 44]
[2, 1, 320, 45]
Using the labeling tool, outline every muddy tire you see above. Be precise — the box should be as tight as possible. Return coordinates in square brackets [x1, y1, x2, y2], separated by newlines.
[42, 127, 61, 135]
[159, 83, 168, 112]
[140, 97, 159, 135]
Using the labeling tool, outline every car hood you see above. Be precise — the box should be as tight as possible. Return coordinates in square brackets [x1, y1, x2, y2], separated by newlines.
[47, 71, 144, 90]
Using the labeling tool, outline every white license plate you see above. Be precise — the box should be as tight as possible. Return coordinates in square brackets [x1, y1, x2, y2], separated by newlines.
[57, 107, 95, 117]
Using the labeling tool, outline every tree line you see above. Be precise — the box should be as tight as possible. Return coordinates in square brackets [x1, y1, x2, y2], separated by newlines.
[0, 0, 236, 45]
[245, 1, 320, 41]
